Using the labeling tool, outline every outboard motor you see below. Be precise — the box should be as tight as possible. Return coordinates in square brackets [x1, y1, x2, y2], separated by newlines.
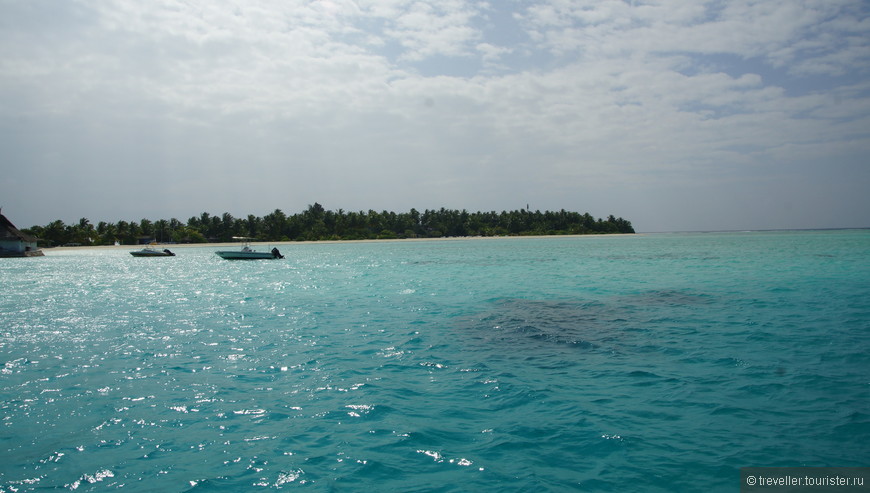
[271, 247, 284, 259]
[164, 249, 175, 256]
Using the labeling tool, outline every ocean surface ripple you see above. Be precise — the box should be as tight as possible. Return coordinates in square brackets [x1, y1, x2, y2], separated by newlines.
[2, 231, 869, 491]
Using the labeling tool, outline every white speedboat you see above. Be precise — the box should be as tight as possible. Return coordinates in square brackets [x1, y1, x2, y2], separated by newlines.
[216, 238, 284, 260]
[130, 244, 176, 257]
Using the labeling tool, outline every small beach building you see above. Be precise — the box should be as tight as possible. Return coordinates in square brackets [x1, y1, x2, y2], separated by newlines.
[0, 213, 43, 257]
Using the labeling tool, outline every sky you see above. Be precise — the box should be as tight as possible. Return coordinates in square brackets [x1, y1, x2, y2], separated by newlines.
[2, 0, 869, 233]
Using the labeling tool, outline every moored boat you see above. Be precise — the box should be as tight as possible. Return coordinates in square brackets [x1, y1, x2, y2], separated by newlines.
[216, 238, 284, 260]
[130, 244, 176, 257]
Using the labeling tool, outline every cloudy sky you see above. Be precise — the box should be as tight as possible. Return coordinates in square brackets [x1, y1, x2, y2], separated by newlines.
[2, 0, 868, 232]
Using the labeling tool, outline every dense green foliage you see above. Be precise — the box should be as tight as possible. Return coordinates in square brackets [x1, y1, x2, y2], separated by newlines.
[23, 204, 634, 246]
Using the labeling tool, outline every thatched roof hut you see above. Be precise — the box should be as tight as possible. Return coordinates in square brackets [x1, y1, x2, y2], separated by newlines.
[0, 212, 43, 257]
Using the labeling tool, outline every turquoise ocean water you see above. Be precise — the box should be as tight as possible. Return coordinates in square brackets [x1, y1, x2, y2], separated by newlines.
[2, 231, 869, 492]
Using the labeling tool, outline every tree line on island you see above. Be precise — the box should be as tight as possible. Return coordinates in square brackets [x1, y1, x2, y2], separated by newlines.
[23, 203, 635, 246]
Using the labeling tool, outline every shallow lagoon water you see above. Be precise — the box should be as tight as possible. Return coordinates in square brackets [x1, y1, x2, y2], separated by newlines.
[2, 231, 869, 491]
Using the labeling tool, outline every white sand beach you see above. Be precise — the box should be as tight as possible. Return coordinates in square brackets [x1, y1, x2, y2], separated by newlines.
[46, 233, 639, 253]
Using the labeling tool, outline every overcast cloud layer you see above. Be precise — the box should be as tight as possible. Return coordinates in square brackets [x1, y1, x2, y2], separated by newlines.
[2, 0, 868, 232]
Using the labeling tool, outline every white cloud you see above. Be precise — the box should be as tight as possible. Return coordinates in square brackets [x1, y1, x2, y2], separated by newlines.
[514, 0, 870, 77]
[383, 1, 482, 61]
[1, 0, 868, 230]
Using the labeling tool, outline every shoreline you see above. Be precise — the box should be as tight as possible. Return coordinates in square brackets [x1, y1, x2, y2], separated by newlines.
[46, 233, 640, 252]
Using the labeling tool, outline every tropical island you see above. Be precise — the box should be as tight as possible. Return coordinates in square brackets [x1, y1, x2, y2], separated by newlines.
[23, 203, 635, 247]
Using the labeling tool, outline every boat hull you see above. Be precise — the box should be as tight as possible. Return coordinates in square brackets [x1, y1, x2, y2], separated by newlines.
[215, 251, 278, 260]
[130, 247, 175, 257]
